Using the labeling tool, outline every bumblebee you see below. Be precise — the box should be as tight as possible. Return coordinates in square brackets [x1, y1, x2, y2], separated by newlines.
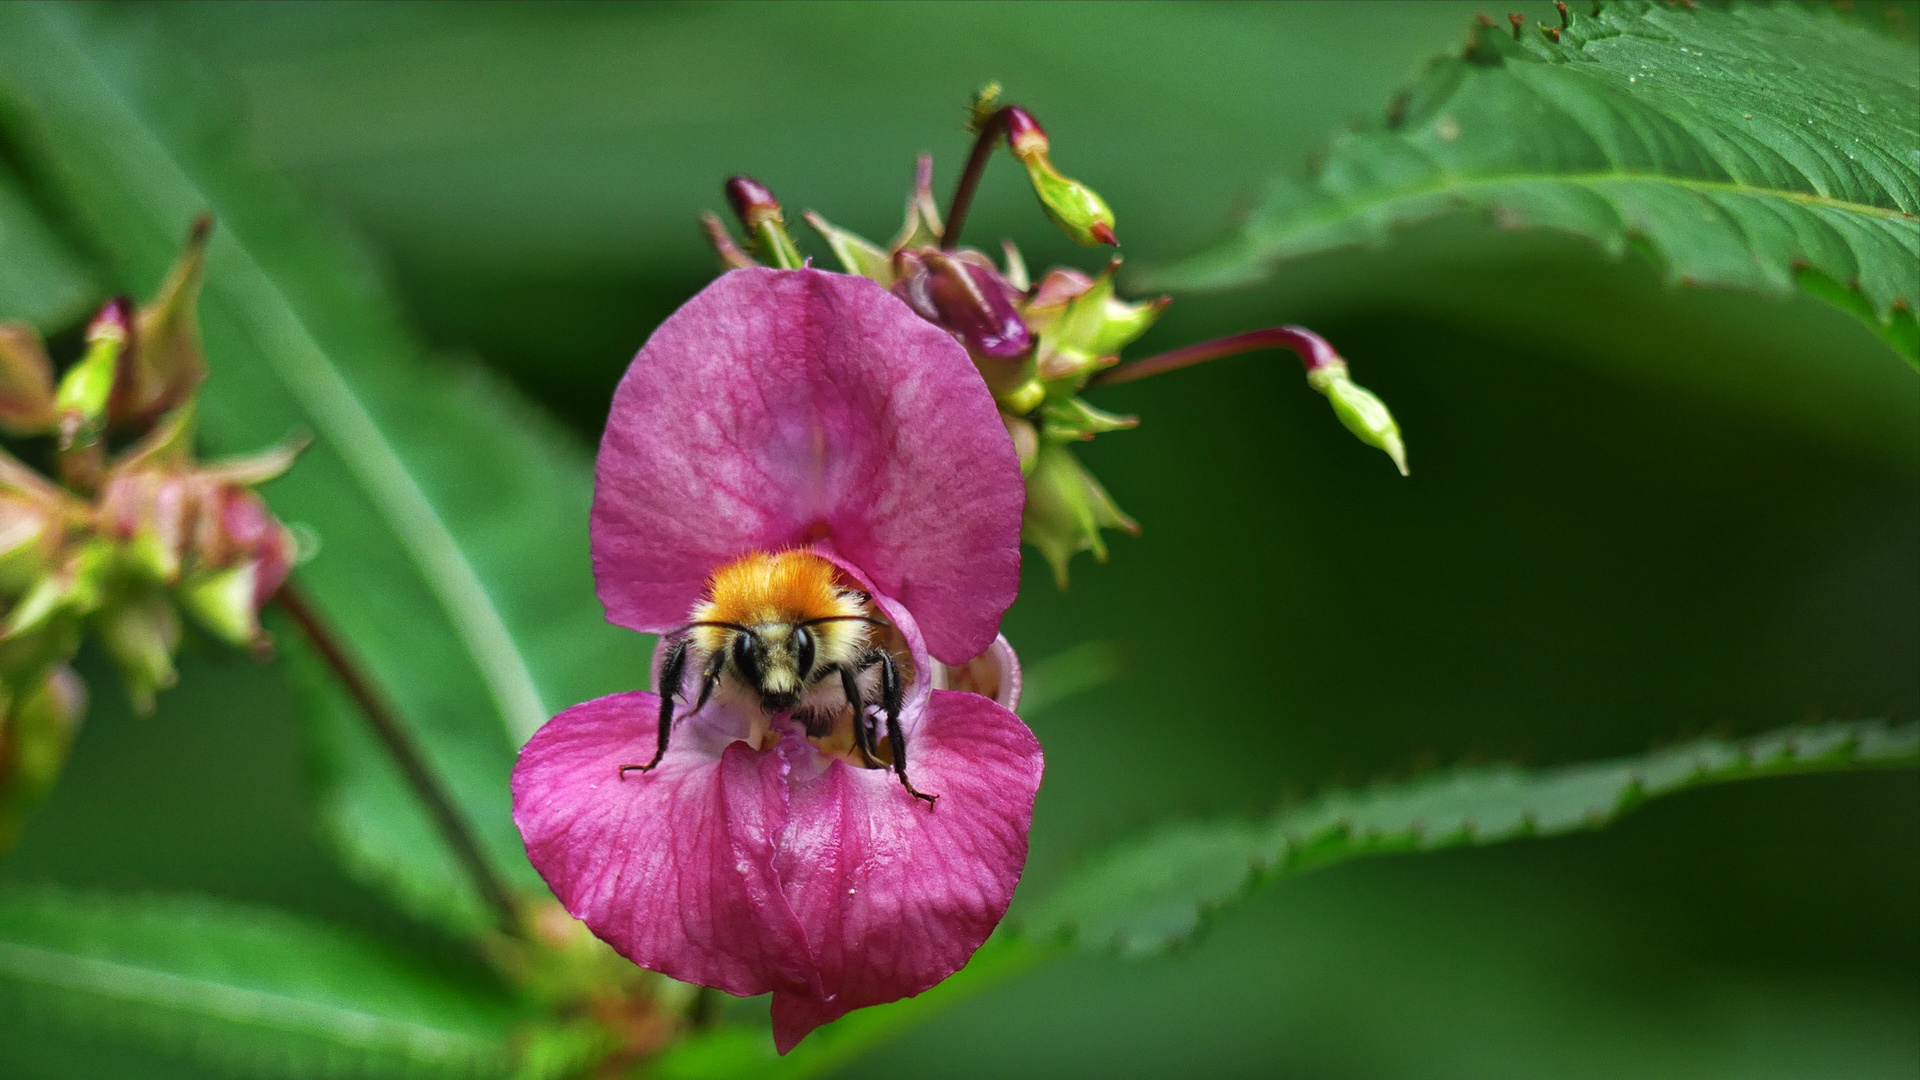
[620, 550, 936, 804]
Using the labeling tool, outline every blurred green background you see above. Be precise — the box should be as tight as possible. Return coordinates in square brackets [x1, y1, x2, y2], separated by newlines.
[1, 2, 1915, 1076]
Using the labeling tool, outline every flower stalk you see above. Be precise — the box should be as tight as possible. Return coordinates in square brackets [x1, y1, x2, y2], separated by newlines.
[275, 580, 524, 935]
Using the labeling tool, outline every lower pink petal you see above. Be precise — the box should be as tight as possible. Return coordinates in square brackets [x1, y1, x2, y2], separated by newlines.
[767, 690, 1044, 1052]
[511, 691, 817, 998]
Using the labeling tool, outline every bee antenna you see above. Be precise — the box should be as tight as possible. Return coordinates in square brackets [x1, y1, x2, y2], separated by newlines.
[675, 619, 752, 634]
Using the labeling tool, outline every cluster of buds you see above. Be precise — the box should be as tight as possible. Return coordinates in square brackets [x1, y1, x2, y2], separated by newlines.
[0, 219, 303, 847]
[703, 86, 1406, 587]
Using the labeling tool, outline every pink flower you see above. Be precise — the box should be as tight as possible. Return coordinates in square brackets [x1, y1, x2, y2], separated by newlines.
[512, 268, 1042, 1052]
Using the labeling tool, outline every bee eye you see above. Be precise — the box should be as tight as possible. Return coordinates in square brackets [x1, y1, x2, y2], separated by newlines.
[730, 633, 762, 685]
[792, 625, 815, 676]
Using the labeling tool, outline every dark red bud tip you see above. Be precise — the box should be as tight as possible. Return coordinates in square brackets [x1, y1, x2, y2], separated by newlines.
[189, 213, 214, 244]
[1003, 106, 1049, 156]
[724, 176, 782, 226]
[1089, 222, 1118, 247]
[1508, 11, 1524, 36]
[87, 296, 133, 340]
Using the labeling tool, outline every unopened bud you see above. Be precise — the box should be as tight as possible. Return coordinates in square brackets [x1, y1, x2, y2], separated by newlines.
[1307, 360, 1409, 476]
[723, 176, 805, 270]
[1021, 442, 1138, 589]
[115, 217, 211, 429]
[0, 323, 57, 437]
[892, 250, 1031, 361]
[54, 298, 131, 453]
[91, 587, 180, 715]
[1002, 108, 1117, 248]
[804, 211, 892, 285]
[0, 665, 87, 851]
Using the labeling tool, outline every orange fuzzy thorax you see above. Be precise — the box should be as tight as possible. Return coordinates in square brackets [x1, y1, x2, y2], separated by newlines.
[688, 550, 871, 662]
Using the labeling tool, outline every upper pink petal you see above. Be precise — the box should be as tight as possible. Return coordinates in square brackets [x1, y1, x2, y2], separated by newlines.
[766, 689, 1045, 1052]
[510, 691, 817, 998]
[590, 267, 1024, 664]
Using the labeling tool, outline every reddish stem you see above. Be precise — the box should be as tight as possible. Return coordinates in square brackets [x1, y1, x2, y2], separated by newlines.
[941, 107, 1017, 251]
[1086, 326, 1340, 389]
[276, 580, 523, 935]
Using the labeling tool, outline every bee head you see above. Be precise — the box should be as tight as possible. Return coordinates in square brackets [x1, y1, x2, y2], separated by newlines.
[732, 623, 818, 713]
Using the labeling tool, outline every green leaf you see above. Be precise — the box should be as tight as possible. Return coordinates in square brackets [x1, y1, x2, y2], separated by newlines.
[0, 161, 99, 329]
[1029, 720, 1920, 956]
[1152, 1, 1920, 364]
[0, 2, 651, 932]
[0, 887, 521, 1078]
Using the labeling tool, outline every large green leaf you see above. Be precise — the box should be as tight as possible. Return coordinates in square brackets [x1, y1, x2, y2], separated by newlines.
[653, 720, 1919, 1077]
[0, 161, 98, 328]
[1153, 1, 1920, 364]
[0, 2, 651, 932]
[1029, 719, 1920, 956]
[0, 887, 521, 1079]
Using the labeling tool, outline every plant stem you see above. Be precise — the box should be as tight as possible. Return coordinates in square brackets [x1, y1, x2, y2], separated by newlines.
[1086, 325, 1341, 389]
[275, 579, 523, 935]
[941, 107, 1014, 252]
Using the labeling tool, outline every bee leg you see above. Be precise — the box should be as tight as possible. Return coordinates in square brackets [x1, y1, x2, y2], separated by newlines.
[838, 664, 882, 768]
[691, 647, 727, 713]
[869, 648, 936, 806]
[621, 635, 689, 778]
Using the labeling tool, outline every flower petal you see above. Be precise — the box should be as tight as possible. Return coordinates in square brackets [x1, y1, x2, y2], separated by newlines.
[591, 267, 1023, 663]
[510, 691, 817, 998]
[767, 689, 1044, 1052]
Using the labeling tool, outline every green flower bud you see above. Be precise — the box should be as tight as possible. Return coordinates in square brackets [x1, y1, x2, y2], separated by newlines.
[1022, 441, 1138, 589]
[1307, 360, 1409, 476]
[54, 298, 130, 453]
[724, 176, 805, 270]
[0, 322, 57, 437]
[0, 664, 86, 851]
[1004, 109, 1117, 248]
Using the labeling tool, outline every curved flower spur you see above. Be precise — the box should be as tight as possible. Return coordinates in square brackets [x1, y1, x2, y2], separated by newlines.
[511, 268, 1042, 1051]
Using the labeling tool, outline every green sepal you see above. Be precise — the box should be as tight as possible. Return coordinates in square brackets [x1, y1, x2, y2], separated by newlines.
[803, 211, 893, 285]
[0, 322, 57, 437]
[3, 542, 114, 640]
[89, 585, 180, 715]
[1040, 396, 1137, 443]
[120, 217, 210, 426]
[1029, 263, 1165, 386]
[1022, 441, 1138, 590]
[177, 563, 259, 649]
